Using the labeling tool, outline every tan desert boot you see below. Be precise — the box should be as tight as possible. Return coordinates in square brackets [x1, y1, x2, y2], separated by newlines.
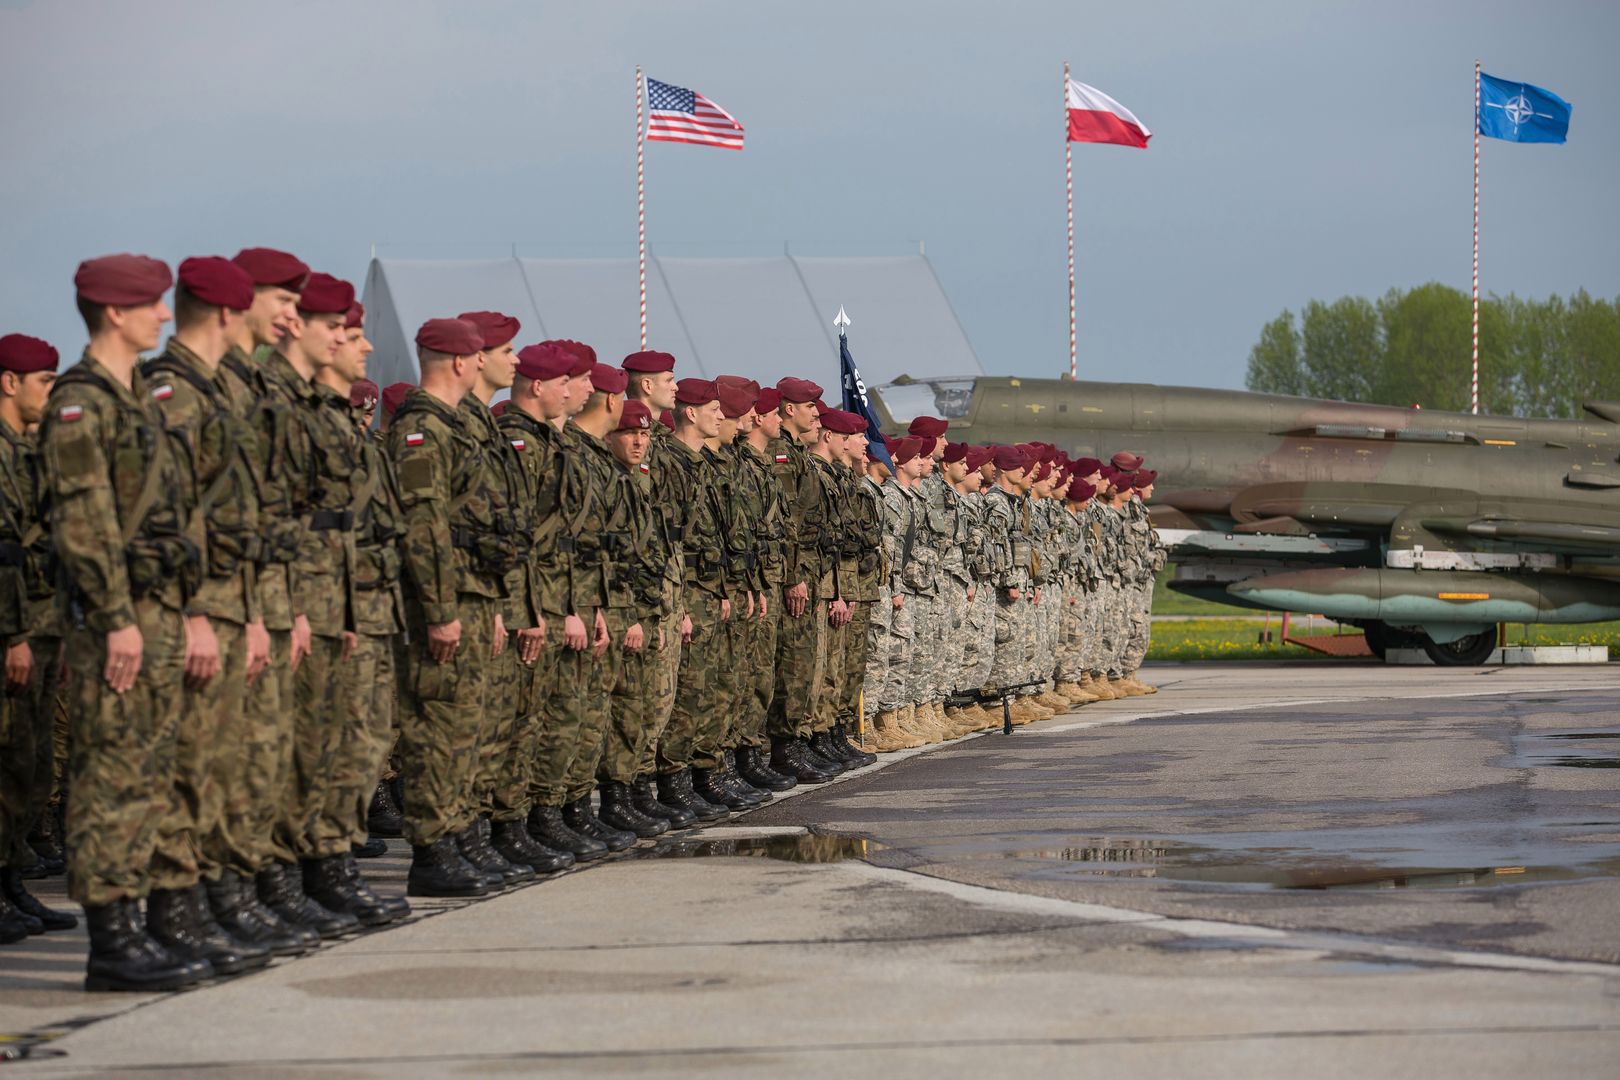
[875, 709, 925, 751]
[1085, 673, 1118, 700]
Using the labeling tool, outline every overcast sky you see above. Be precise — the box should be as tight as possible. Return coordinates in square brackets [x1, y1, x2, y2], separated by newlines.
[3, 0, 1615, 389]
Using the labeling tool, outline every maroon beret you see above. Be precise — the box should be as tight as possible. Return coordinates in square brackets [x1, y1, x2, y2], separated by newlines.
[622, 350, 676, 374]
[1111, 450, 1144, 471]
[659, 409, 676, 431]
[178, 256, 254, 311]
[298, 273, 355, 315]
[714, 376, 759, 419]
[231, 248, 310, 290]
[416, 317, 483, 356]
[1098, 465, 1124, 486]
[1133, 469, 1158, 488]
[348, 378, 379, 409]
[1074, 456, 1103, 476]
[993, 446, 1028, 472]
[0, 334, 58, 374]
[547, 340, 597, 376]
[754, 386, 782, 414]
[674, 378, 719, 406]
[775, 377, 823, 404]
[382, 382, 412, 417]
[1033, 461, 1054, 482]
[345, 302, 365, 330]
[616, 399, 654, 432]
[916, 436, 938, 458]
[74, 253, 172, 307]
[515, 342, 574, 381]
[941, 441, 968, 464]
[964, 445, 994, 471]
[590, 363, 629, 395]
[892, 436, 925, 464]
[1066, 477, 1097, 502]
[908, 415, 948, 438]
[821, 409, 868, 436]
[458, 311, 520, 350]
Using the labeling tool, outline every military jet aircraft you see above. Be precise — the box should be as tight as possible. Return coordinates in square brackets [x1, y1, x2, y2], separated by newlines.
[869, 375, 1620, 665]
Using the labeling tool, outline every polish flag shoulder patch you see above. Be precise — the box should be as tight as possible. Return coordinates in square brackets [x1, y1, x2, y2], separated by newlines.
[151, 383, 174, 401]
[57, 405, 84, 423]
[404, 432, 425, 447]
[639, 462, 650, 474]
[774, 453, 789, 464]
[510, 438, 526, 452]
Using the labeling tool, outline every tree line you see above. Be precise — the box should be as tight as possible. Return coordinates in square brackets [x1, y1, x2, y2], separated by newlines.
[1244, 283, 1620, 418]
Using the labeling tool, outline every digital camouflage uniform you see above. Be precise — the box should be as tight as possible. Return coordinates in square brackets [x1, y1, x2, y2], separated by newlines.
[41, 354, 197, 905]
[494, 407, 568, 820]
[1056, 503, 1091, 684]
[1094, 502, 1127, 678]
[1029, 498, 1061, 689]
[986, 485, 1035, 693]
[867, 477, 915, 714]
[1079, 503, 1108, 678]
[919, 473, 970, 707]
[386, 388, 504, 846]
[1122, 498, 1164, 675]
[143, 340, 262, 882]
[898, 479, 940, 710]
[0, 415, 62, 873]
[959, 489, 998, 695]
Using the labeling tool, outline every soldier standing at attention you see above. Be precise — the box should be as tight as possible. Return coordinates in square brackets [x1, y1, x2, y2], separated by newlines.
[1120, 469, 1163, 694]
[44, 255, 205, 991]
[387, 318, 504, 898]
[824, 411, 880, 763]
[141, 257, 279, 971]
[0, 334, 77, 943]
[866, 436, 923, 749]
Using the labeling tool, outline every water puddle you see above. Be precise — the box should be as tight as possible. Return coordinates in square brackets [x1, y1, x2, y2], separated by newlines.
[1506, 729, 1620, 770]
[623, 832, 880, 864]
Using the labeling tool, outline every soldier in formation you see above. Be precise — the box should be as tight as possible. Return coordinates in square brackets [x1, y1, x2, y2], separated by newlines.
[1, 249, 1162, 989]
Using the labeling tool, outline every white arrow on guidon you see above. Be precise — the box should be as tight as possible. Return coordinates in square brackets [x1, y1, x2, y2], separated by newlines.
[833, 306, 851, 332]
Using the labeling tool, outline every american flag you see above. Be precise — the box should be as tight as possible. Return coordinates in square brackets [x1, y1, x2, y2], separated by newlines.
[645, 77, 745, 150]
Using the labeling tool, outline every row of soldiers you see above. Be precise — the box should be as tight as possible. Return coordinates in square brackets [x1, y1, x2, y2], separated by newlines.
[0, 247, 1163, 994]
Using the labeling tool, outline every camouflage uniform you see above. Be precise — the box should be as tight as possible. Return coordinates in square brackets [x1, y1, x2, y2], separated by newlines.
[386, 388, 505, 846]
[986, 486, 1036, 692]
[1094, 502, 1128, 678]
[0, 415, 62, 873]
[731, 439, 786, 752]
[1028, 499, 1061, 689]
[493, 407, 568, 820]
[661, 438, 733, 771]
[1079, 503, 1108, 677]
[959, 489, 998, 695]
[867, 477, 914, 714]
[635, 424, 687, 778]
[838, 467, 884, 733]
[1055, 504, 1090, 684]
[920, 474, 971, 706]
[603, 459, 666, 783]
[143, 340, 262, 881]
[1121, 498, 1164, 675]
[41, 354, 197, 905]
[768, 434, 831, 740]
[811, 455, 856, 733]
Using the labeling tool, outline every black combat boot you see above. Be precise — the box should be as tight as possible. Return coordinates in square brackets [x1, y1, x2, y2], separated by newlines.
[491, 818, 574, 874]
[189, 884, 271, 970]
[339, 853, 410, 920]
[257, 861, 359, 939]
[657, 768, 728, 822]
[527, 804, 608, 861]
[807, 731, 850, 775]
[0, 887, 31, 944]
[302, 856, 393, 927]
[770, 736, 836, 784]
[84, 899, 198, 993]
[236, 874, 318, 952]
[1, 866, 77, 930]
[563, 797, 634, 851]
[632, 775, 696, 828]
[831, 724, 878, 768]
[146, 887, 237, 977]
[691, 766, 751, 810]
[717, 751, 771, 805]
[353, 836, 388, 859]
[206, 871, 305, 957]
[366, 779, 405, 838]
[26, 805, 65, 877]
[597, 780, 669, 839]
[406, 837, 490, 898]
[735, 745, 797, 792]
[458, 819, 533, 885]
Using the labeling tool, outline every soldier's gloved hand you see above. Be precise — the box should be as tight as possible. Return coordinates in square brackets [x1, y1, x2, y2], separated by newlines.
[244, 620, 271, 687]
[183, 614, 221, 689]
[291, 614, 312, 673]
[103, 624, 144, 694]
[5, 641, 32, 693]
[341, 631, 357, 663]
[492, 613, 507, 659]
[786, 581, 808, 619]
[680, 613, 693, 644]
[591, 609, 610, 659]
[517, 625, 545, 665]
[625, 622, 645, 653]
[564, 614, 588, 651]
[427, 619, 462, 663]
[720, 599, 732, 622]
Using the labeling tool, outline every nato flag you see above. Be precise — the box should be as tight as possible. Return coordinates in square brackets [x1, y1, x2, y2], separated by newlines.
[839, 333, 894, 470]
[1479, 72, 1571, 144]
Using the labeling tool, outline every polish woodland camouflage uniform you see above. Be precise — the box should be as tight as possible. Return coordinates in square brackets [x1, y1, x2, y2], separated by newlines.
[836, 465, 884, 732]
[768, 433, 831, 740]
[811, 454, 857, 732]
[636, 424, 688, 779]
[603, 456, 666, 785]
[41, 354, 197, 905]
[730, 437, 787, 753]
[662, 439, 734, 772]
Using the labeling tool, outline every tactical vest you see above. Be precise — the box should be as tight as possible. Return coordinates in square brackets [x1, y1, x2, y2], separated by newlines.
[393, 396, 521, 577]
[220, 350, 306, 564]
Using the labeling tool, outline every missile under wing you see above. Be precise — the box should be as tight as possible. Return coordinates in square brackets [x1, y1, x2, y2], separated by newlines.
[870, 375, 1620, 664]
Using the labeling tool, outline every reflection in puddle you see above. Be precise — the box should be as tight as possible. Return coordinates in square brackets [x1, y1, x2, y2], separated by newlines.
[1509, 729, 1620, 770]
[625, 833, 880, 864]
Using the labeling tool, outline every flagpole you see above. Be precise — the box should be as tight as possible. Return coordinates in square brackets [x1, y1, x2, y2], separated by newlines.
[1065, 60, 1077, 381]
[1471, 59, 1481, 415]
[636, 65, 648, 349]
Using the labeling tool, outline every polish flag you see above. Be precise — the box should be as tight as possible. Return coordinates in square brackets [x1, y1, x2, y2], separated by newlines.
[1066, 78, 1151, 148]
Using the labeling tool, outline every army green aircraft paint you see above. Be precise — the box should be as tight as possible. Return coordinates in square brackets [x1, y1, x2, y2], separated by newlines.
[871, 376, 1620, 665]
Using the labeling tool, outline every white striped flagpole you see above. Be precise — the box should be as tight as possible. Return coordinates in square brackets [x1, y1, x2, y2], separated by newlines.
[1471, 59, 1481, 415]
[1065, 61, 1077, 380]
[636, 65, 648, 349]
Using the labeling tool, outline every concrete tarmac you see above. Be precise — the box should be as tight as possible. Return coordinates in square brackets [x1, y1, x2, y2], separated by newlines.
[2, 662, 1617, 1077]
